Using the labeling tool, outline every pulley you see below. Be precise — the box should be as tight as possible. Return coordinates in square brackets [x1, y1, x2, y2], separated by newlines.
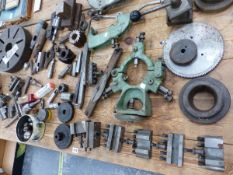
[57, 102, 74, 123]
[54, 124, 73, 149]
[0, 25, 31, 72]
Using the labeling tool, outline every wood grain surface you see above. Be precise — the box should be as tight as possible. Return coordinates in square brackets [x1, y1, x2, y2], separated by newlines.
[0, 0, 233, 175]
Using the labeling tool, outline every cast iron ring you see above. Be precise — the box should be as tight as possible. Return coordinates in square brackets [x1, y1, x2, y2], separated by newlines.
[179, 77, 231, 124]
[195, 0, 233, 12]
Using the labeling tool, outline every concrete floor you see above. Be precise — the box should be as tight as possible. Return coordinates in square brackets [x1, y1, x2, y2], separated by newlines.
[22, 145, 162, 175]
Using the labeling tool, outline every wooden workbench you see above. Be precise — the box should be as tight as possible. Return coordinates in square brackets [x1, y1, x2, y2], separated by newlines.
[0, 0, 233, 174]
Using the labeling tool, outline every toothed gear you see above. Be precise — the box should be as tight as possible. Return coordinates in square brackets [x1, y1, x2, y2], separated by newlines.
[69, 30, 80, 44]
[163, 23, 224, 78]
[69, 30, 86, 48]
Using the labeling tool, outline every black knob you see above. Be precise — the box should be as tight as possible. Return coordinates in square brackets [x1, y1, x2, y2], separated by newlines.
[130, 10, 142, 22]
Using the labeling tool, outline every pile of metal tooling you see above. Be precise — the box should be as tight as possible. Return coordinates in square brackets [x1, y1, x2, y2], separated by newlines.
[0, 0, 232, 172]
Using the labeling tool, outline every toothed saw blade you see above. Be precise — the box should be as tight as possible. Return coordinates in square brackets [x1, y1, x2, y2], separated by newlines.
[163, 22, 224, 78]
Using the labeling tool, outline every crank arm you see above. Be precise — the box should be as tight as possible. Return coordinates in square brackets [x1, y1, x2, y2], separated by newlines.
[88, 12, 131, 49]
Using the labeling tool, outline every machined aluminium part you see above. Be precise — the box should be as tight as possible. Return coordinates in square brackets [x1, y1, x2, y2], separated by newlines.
[54, 0, 76, 29]
[0, 106, 7, 120]
[73, 43, 90, 109]
[106, 33, 172, 122]
[54, 124, 73, 149]
[9, 76, 25, 97]
[44, 46, 56, 68]
[69, 30, 86, 48]
[88, 0, 122, 11]
[195, 0, 233, 12]
[189, 136, 225, 171]
[30, 20, 47, 50]
[166, 0, 192, 25]
[163, 22, 224, 78]
[47, 59, 56, 79]
[70, 120, 101, 151]
[0, 25, 31, 72]
[58, 102, 74, 123]
[16, 115, 45, 142]
[129, 129, 153, 159]
[47, 87, 59, 104]
[34, 51, 46, 73]
[58, 65, 72, 79]
[179, 77, 231, 124]
[103, 124, 125, 152]
[30, 22, 47, 60]
[158, 133, 184, 167]
[73, 3, 83, 30]
[60, 92, 73, 101]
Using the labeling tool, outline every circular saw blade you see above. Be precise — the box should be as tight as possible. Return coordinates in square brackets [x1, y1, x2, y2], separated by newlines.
[163, 22, 224, 78]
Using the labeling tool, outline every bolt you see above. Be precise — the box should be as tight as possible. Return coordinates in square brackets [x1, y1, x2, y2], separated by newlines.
[148, 79, 154, 85]
[123, 75, 128, 81]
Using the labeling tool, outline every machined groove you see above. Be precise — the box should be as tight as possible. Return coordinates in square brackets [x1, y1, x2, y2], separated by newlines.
[13, 28, 19, 39]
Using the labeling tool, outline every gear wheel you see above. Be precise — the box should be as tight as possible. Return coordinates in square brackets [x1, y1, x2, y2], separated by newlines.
[163, 23, 224, 78]
[69, 30, 86, 48]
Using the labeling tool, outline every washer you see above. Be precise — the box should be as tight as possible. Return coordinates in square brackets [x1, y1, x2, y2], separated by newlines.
[58, 102, 74, 123]
[163, 23, 224, 78]
[179, 77, 231, 124]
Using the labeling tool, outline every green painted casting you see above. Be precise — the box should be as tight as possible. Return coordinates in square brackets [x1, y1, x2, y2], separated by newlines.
[88, 13, 131, 49]
[109, 34, 165, 122]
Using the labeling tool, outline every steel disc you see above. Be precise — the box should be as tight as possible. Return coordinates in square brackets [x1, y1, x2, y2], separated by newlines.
[0, 25, 31, 72]
[54, 124, 72, 149]
[58, 102, 74, 123]
[163, 23, 224, 78]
